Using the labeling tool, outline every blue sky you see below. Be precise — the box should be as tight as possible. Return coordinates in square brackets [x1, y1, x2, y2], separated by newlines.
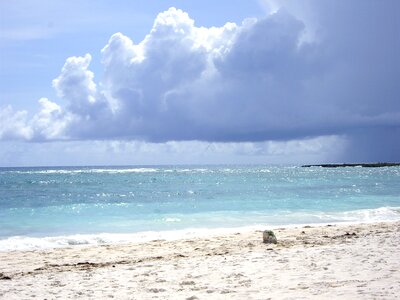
[0, 0, 399, 166]
[0, 1, 264, 111]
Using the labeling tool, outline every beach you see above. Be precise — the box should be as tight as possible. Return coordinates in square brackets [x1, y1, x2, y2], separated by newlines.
[1, 221, 399, 299]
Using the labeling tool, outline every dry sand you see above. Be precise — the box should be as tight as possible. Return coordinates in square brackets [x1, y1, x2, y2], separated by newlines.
[1, 221, 399, 299]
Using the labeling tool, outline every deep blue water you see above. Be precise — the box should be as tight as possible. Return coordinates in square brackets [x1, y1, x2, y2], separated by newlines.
[0, 165, 399, 250]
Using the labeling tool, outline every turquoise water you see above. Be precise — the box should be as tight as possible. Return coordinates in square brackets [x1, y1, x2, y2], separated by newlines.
[0, 165, 399, 250]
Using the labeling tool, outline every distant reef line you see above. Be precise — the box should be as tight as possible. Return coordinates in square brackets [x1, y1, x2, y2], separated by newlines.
[302, 163, 400, 168]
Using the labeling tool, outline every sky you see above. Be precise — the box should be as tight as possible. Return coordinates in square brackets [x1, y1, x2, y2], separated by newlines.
[0, 0, 399, 166]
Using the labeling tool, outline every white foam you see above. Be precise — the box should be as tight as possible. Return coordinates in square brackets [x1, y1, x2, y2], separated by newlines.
[1, 206, 399, 252]
[8, 168, 159, 175]
[164, 217, 181, 223]
[0, 227, 250, 252]
[5, 167, 219, 175]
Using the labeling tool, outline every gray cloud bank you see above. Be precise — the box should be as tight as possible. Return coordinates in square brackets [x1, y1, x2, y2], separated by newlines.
[1, 1, 399, 161]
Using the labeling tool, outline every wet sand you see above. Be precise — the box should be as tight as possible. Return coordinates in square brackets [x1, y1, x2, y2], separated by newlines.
[1, 221, 399, 299]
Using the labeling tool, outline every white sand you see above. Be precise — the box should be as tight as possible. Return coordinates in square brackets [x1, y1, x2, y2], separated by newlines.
[1, 221, 399, 299]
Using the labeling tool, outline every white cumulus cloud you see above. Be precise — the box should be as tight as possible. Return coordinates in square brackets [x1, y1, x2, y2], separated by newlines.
[1, 2, 400, 162]
[0, 106, 32, 140]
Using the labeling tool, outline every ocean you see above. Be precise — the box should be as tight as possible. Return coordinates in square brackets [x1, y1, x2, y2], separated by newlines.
[0, 165, 399, 251]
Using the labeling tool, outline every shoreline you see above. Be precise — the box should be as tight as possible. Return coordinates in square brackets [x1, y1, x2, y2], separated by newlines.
[1, 221, 399, 299]
[2, 209, 400, 252]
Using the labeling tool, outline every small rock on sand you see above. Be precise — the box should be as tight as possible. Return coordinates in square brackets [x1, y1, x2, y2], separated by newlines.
[263, 230, 277, 244]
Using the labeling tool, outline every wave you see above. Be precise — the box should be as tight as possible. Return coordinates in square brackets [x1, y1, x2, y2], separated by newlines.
[1, 167, 280, 175]
[5, 168, 159, 175]
[0, 228, 242, 252]
[275, 206, 400, 224]
[3, 167, 214, 174]
[0, 206, 399, 252]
